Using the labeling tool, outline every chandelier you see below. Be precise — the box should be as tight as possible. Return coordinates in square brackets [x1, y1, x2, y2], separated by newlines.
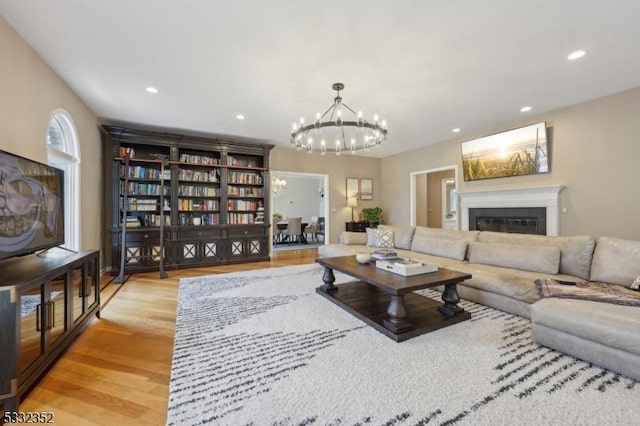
[272, 177, 287, 196]
[290, 83, 388, 155]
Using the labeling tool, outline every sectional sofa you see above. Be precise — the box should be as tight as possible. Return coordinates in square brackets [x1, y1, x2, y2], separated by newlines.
[318, 225, 640, 381]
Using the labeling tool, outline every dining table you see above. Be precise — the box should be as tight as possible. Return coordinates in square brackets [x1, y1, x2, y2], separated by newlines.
[274, 220, 308, 245]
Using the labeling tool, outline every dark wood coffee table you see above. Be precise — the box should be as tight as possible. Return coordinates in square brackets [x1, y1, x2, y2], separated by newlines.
[315, 256, 472, 342]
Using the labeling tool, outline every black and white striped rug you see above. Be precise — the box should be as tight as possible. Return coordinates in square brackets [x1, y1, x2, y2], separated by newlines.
[167, 264, 639, 425]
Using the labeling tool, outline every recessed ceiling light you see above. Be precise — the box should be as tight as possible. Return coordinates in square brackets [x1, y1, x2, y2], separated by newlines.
[520, 105, 533, 112]
[452, 128, 461, 133]
[236, 114, 245, 120]
[145, 86, 158, 94]
[567, 50, 587, 60]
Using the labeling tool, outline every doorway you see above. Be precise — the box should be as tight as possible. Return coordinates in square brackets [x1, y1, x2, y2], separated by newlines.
[409, 165, 459, 229]
[270, 171, 329, 252]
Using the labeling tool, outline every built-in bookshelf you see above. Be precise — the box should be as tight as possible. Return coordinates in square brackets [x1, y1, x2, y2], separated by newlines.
[101, 125, 274, 274]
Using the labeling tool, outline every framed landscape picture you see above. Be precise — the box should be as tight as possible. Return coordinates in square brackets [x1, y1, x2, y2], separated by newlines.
[360, 178, 373, 200]
[346, 177, 359, 199]
[461, 122, 549, 181]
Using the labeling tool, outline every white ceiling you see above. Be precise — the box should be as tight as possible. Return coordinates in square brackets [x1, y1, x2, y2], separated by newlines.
[3, 0, 640, 157]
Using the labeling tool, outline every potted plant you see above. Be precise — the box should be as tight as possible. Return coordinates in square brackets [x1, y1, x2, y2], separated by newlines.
[362, 207, 383, 228]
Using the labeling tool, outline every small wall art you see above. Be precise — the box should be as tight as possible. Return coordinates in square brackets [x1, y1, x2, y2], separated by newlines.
[346, 177, 359, 199]
[360, 178, 373, 200]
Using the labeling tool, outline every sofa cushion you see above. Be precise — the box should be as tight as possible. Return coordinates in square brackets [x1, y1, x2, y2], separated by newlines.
[365, 228, 394, 248]
[410, 235, 468, 260]
[377, 225, 415, 250]
[590, 237, 640, 287]
[468, 242, 561, 274]
[339, 231, 367, 245]
[414, 226, 479, 243]
[478, 232, 595, 280]
[531, 298, 640, 357]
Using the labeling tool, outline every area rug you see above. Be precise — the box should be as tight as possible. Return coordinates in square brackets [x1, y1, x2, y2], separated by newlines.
[167, 264, 639, 426]
[535, 278, 640, 307]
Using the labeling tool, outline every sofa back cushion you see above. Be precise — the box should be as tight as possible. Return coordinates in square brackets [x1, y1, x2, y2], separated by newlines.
[590, 237, 640, 287]
[339, 231, 367, 245]
[377, 225, 415, 250]
[410, 227, 478, 260]
[410, 236, 468, 260]
[413, 226, 479, 243]
[478, 231, 595, 280]
[468, 242, 561, 274]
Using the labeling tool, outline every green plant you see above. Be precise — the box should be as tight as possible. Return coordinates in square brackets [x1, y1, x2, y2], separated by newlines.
[362, 207, 383, 228]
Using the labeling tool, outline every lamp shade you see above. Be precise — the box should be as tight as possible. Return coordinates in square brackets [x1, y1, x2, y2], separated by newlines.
[347, 197, 359, 207]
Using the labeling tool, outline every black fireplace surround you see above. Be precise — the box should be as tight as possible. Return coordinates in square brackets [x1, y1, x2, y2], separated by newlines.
[469, 207, 546, 235]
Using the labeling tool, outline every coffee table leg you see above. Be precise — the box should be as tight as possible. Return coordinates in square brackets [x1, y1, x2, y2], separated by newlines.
[383, 295, 412, 333]
[439, 283, 464, 316]
[319, 267, 337, 292]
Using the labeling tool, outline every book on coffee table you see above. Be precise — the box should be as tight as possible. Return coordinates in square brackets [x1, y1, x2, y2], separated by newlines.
[376, 258, 438, 276]
[371, 249, 398, 260]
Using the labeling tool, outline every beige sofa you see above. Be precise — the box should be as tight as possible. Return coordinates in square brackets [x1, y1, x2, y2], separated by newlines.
[318, 226, 640, 381]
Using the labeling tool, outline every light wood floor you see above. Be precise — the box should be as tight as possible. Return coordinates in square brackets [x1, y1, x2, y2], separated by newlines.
[19, 249, 317, 425]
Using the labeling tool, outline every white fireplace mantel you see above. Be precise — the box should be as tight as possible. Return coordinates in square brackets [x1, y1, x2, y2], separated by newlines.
[458, 185, 565, 236]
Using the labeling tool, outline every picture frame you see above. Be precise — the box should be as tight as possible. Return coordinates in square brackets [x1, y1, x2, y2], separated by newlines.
[346, 177, 359, 199]
[461, 122, 549, 181]
[360, 178, 373, 200]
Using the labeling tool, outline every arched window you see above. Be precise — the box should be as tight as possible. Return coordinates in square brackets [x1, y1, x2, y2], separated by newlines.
[47, 110, 80, 251]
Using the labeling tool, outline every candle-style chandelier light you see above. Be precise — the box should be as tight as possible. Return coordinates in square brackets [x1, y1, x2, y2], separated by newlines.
[290, 83, 388, 155]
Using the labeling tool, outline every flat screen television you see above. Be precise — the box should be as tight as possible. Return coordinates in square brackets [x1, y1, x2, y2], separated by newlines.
[461, 122, 549, 181]
[0, 149, 65, 260]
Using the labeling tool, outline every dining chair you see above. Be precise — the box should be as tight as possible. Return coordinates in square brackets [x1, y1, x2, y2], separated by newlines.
[284, 217, 302, 244]
[304, 216, 319, 243]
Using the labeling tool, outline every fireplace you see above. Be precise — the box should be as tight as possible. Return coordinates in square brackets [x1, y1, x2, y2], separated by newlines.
[458, 185, 564, 236]
[469, 207, 546, 235]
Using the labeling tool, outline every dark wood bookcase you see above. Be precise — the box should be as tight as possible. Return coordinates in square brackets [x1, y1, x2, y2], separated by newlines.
[101, 125, 274, 275]
[0, 249, 100, 412]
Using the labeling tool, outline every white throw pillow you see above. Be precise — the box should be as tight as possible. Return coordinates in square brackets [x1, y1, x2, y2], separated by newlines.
[366, 228, 394, 248]
[377, 225, 415, 250]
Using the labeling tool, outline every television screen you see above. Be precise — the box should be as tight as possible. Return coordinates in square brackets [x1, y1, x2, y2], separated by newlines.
[0, 149, 65, 260]
[461, 122, 549, 181]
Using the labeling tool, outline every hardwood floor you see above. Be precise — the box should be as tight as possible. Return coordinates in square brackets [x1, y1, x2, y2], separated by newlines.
[18, 250, 317, 425]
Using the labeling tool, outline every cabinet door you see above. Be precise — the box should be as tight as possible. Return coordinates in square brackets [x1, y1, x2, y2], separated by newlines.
[46, 274, 67, 348]
[227, 236, 267, 258]
[18, 285, 44, 376]
[71, 258, 98, 322]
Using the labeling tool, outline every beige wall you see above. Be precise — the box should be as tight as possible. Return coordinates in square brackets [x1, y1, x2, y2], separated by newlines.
[426, 169, 455, 228]
[415, 174, 427, 226]
[382, 87, 640, 240]
[0, 18, 102, 253]
[270, 147, 382, 243]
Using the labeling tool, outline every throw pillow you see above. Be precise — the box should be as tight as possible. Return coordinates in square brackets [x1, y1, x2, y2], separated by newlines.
[366, 228, 394, 248]
[377, 225, 415, 250]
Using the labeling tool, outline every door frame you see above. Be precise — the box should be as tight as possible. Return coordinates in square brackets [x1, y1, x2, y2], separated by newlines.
[409, 165, 459, 228]
[270, 170, 330, 251]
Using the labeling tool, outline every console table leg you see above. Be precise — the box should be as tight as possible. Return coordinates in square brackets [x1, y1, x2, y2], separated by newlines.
[319, 267, 337, 292]
[383, 295, 412, 333]
[439, 283, 464, 316]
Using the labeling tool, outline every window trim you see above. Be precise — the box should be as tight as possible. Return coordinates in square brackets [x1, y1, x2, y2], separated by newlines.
[46, 109, 80, 251]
